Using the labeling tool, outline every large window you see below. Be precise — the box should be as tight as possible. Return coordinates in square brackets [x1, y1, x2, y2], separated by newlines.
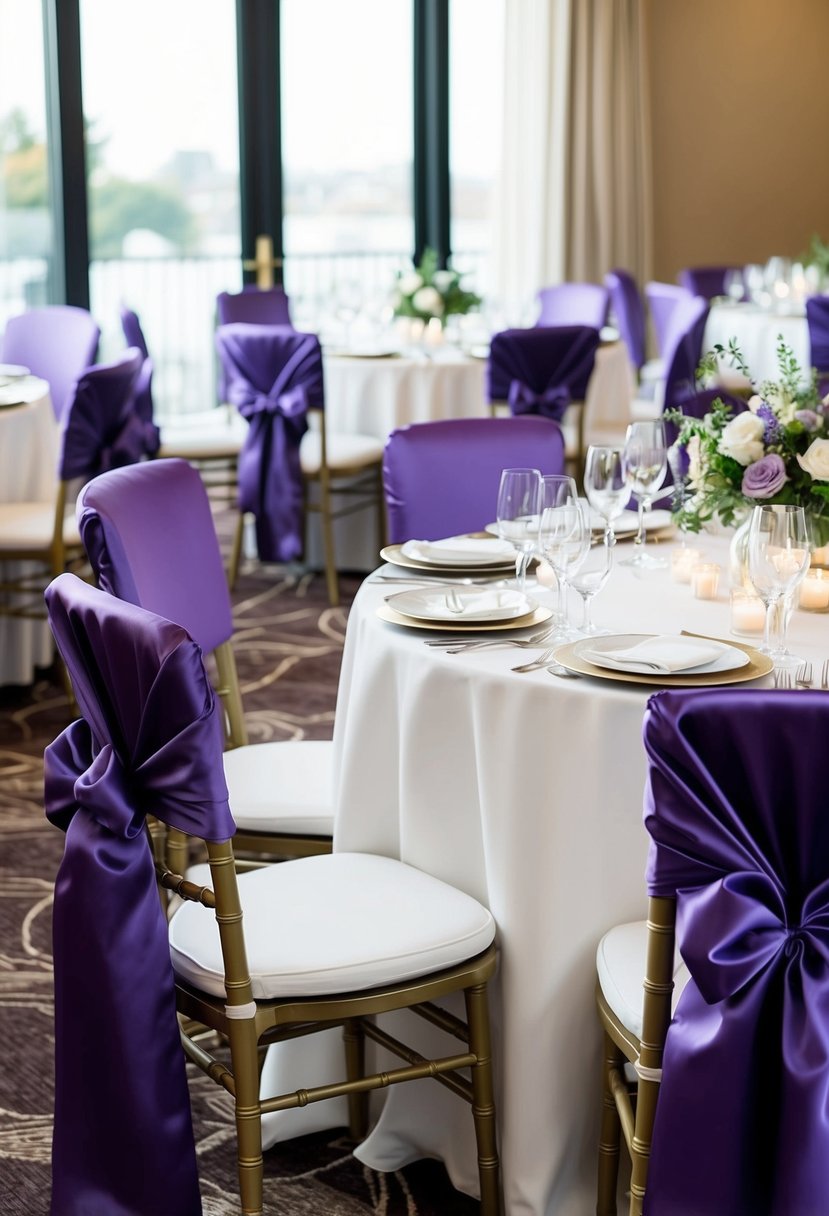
[0, 0, 56, 327]
[281, 0, 414, 330]
[79, 0, 241, 414]
[449, 0, 503, 296]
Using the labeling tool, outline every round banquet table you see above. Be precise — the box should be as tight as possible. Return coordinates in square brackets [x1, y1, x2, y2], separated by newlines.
[293, 530, 827, 1216]
[317, 343, 635, 572]
[0, 378, 59, 685]
[704, 301, 811, 382]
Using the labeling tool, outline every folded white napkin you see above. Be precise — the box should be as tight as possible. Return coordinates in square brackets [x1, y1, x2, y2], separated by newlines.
[440, 588, 529, 619]
[403, 536, 516, 565]
[582, 636, 727, 674]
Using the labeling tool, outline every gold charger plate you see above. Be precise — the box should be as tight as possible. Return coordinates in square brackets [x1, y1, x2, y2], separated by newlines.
[376, 602, 553, 633]
[380, 541, 519, 576]
[552, 633, 773, 687]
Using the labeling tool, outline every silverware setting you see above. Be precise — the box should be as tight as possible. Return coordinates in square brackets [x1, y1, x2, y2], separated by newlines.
[426, 625, 559, 654]
[796, 661, 813, 689]
[372, 574, 512, 587]
[823, 658, 829, 689]
[511, 647, 559, 673]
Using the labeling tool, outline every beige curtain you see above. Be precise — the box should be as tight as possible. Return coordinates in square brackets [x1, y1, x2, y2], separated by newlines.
[492, 0, 572, 321]
[565, 0, 652, 285]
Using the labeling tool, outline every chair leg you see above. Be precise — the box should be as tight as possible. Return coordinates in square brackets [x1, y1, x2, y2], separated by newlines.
[597, 1032, 623, 1216]
[464, 982, 502, 1216]
[343, 1017, 368, 1140]
[629, 1075, 659, 1216]
[228, 510, 246, 590]
[317, 477, 340, 607]
[227, 1020, 264, 1216]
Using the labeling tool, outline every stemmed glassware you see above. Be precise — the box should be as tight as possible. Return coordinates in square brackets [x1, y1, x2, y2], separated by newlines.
[620, 420, 668, 570]
[536, 474, 588, 638]
[747, 505, 811, 668]
[496, 468, 541, 594]
[567, 538, 613, 635]
[584, 444, 627, 547]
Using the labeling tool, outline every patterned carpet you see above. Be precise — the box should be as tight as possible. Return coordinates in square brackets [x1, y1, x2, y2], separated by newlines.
[0, 558, 478, 1215]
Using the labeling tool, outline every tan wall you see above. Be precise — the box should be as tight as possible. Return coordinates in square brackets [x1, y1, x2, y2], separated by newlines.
[645, 0, 829, 283]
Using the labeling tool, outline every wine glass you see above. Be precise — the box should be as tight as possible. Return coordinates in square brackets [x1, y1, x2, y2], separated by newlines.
[620, 420, 668, 570]
[584, 445, 627, 547]
[747, 505, 810, 669]
[537, 475, 588, 637]
[723, 268, 744, 304]
[567, 536, 613, 635]
[496, 468, 541, 594]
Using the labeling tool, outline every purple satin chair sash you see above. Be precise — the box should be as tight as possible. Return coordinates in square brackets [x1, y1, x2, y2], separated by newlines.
[507, 378, 570, 421]
[641, 687, 829, 1216]
[216, 324, 323, 563]
[59, 351, 143, 482]
[487, 326, 600, 417]
[44, 574, 235, 1216]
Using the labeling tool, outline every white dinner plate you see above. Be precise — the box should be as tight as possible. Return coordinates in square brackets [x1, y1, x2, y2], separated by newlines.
[335, 349, 400, 360]
[0, 363, 31, 380]
[400, 536, 516, 568]
[0, 388, 27, 409]
[377, 602, 553, 633]
[553, 633, 773, 687]
[386, 585, 535, 623]
[379, 542, 518, 575]
[578, 633, 749, 676]
[484, 509, 673, 538]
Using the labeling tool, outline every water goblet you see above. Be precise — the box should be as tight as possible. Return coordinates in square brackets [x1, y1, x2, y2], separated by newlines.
[567, 536, 613, 635]
[620, 420, 668, 570]
[747, 504, 810, 669]
[584, 444, 627, 548]
[496, 467, 541, 594]
[537, 475, 588, 638]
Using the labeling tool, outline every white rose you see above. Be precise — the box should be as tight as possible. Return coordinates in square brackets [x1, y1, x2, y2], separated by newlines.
[412, 286, 444, 315]
[718, 412, 765, 466]
[432, 270, 454, 292]
[398, 272, 423, 296]
[797, 437, 829, 480]
[686, 434, 703, 488]
[748, 394, 764, 413]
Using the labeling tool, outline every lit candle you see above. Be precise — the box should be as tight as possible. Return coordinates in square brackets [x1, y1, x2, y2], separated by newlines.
[811, 543, 829, 568]
[730, 589, 765, 635]
[536, 560, 556, 588]
[798, 570, 829, 611]
[424, 317, 444, 346]
[671, 546, 704, 584]
[691, 563, 721, 600]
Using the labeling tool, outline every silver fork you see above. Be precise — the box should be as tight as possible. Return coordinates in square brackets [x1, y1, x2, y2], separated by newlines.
[823, 658, 829, 690]
[774, 667, 793, 690]
[796, 661, 813, 689]
[511, 647, 559, 673]
[426, 625, 558, 653]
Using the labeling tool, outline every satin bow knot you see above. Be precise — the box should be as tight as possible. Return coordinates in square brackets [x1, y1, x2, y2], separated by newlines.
[508, 377, 570, 421]
[246, 382, 308, 422]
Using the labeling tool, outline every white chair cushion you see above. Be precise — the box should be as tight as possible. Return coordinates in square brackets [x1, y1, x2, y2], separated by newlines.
[223, 739, 333, 835]
[169, 852, 495, 1000]
[158, 408, 247, 459]
[596, 920, 690, 1041]
[300, 430, 384, 475]
[0, 502, 81, 550]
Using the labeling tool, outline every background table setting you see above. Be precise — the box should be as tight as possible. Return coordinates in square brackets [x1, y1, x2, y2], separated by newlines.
[0, 368, 59, 685]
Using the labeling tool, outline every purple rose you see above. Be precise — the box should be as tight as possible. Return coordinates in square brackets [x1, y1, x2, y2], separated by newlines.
[741, 453, 788, 498]
[795, 409, 821, 432]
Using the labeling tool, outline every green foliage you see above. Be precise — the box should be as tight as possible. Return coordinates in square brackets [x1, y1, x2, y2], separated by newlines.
[89, 178, 196, 257]
[802, 233, 829, 279]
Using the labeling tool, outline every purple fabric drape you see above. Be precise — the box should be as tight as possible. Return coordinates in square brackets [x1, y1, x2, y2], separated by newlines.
[641, 687, 829, 1216]
[487, 326, 600, 422]
[59, 350, 144, 481]
[215, 323, 323, 563]
[806, 297, 829, 395]
[44, 573, 235, 1216]
[605, 269, 646, 371]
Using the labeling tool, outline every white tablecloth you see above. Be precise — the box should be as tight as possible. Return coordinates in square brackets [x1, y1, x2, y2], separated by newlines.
[317, 344, 634, 572]
[0, 379, 58, 685]
[314, 533, 827, 1216]
[704, 302, 810, 383]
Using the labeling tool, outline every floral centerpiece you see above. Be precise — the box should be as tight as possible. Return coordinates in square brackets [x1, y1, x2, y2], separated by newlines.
[666, 336, 829, 550]
[393, 246, 481, 324]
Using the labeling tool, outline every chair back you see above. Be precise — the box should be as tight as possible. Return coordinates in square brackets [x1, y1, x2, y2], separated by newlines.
[59, 348, 143, 483]
[644, 282, 693, 358]
[215, 322, 323, 563]
[216, 286, 293, 327]
[604, 269, 646, 371]
[641, 686, 829, 1215]
[1, 305, 100, 422]
[118, 306, 160, 455]
[535, 282, 609, 329]
[44, 572, 233, 1216]
[678, 265, 739, 300]
[77, 458, 234, 655]
[659, 294, 710, 413]
[487, 325, 601, 421]
[806, 295, 829, 392]
[383, 416, 565, 543]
